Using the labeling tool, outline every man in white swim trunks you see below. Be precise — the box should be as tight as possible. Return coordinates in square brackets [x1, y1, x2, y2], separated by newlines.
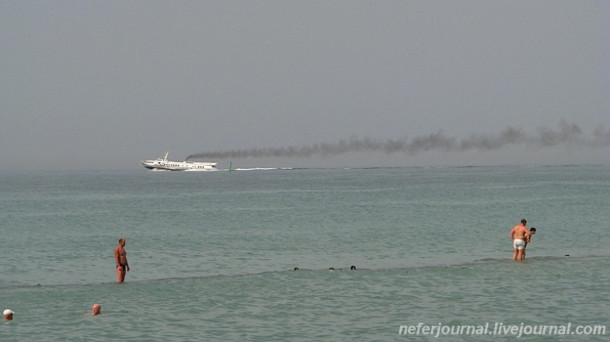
[510, 219, 530, 261]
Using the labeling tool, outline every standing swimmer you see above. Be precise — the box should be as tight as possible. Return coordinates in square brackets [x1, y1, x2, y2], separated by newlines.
[521, 227, 536, 260]
[114, 238, 130, 283]
[510, 219, 530, 261]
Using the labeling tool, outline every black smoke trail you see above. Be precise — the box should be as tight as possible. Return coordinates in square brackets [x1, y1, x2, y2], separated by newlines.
[186, 121, 609, 160]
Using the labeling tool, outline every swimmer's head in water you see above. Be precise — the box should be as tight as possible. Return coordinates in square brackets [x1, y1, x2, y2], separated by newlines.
[3, 309, 14, 320]
[91, 304, 101, 315]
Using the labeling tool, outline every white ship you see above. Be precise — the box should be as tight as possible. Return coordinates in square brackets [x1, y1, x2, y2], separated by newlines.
[141, 152, 218, 171]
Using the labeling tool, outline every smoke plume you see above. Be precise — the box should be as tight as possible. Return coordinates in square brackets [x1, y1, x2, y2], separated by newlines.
[187, 121, 609, 160]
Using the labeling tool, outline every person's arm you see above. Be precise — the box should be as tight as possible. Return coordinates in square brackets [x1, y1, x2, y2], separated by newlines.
[114, 247, 120, 266]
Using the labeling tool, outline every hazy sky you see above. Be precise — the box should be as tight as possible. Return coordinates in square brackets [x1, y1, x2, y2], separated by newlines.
[2, 1, 608, 170]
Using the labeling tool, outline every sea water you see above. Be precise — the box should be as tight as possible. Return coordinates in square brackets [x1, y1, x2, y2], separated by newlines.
[1, 165, 608, 341]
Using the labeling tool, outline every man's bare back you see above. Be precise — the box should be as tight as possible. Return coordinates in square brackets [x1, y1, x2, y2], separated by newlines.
[510, 224, 529, 240]
[510, 219, 529, 261]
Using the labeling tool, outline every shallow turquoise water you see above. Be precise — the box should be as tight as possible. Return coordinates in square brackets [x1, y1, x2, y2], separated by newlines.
[1, 165, 608, 340]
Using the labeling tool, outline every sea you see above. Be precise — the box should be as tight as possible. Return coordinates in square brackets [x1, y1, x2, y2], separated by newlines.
[1, 165, 608, 341]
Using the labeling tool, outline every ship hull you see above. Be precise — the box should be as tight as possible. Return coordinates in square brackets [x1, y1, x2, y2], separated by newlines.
[141, 153, 218, 171]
